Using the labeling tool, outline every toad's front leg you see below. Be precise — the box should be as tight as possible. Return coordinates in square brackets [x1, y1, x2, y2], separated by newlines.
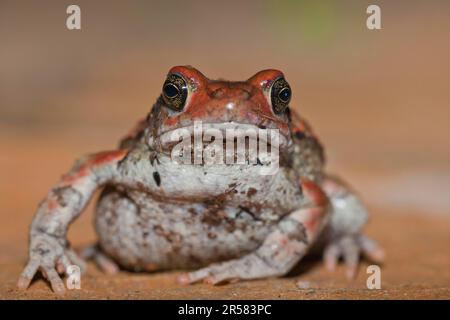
[179, 180, 330, 285]
[17, 150, 128, 294]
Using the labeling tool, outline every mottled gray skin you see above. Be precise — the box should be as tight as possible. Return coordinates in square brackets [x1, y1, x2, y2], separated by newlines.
[96, 145, 307, 271]
[18, 67, 384, 293]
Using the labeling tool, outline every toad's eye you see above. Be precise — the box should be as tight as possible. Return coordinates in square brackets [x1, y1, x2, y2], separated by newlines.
[270, 77, 291, 114]
[162, 74, 188, 112]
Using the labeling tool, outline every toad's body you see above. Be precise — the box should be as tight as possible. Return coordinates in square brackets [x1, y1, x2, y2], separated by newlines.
[18, 66, 384, 293]
[97, 152, 305, 270]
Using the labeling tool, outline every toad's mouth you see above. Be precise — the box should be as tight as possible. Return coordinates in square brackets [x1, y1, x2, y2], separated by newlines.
[150, 122, 289, 163]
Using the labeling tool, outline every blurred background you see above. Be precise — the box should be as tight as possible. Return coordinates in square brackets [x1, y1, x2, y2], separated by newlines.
[0, 0, 449, 298]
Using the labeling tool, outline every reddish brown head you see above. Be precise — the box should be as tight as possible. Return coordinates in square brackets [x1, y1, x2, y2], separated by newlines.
[150, 66, 293, 147]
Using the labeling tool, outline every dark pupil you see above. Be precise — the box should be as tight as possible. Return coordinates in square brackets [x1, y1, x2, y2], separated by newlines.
[278, 87, 291, 103]
[163, 83, 179, 98]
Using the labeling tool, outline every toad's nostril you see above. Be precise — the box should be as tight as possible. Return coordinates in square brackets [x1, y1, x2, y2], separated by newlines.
[212, 88, 226, 98]
[239, 90, 251, 100]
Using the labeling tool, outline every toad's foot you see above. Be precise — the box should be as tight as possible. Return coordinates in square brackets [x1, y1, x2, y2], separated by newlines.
[17, 234, 86, 295]
[81, 244, 119, 275]
[323, 234, 385, 279]
[321, 175, 385, 279]
[178, 254, 283, 285]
